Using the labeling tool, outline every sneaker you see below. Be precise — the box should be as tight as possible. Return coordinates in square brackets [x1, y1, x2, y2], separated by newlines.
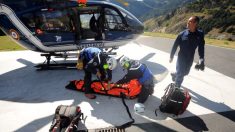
[85, 94, 96, 99]
[171, 72, 176, 82]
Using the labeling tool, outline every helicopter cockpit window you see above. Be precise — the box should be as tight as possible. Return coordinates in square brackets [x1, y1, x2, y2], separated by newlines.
[78, 6, 103, 39]
[36, 10, 72, 33]
[118, 8, 143, 30]
[78, 6, 101, 30]
[21, 13, 36, 30]
[80, 14, 95, 29]
[104, 8, 127, 31]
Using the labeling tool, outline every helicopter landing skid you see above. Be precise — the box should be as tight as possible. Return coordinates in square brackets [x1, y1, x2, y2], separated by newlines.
[35, 47, 118, 70]
[35, 63, 77, 70]
[35, 53, 77, 70]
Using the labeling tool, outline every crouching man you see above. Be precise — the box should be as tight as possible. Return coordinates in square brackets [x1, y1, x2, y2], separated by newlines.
[117, 56, 155, 113]
[79, 47, 117, 99]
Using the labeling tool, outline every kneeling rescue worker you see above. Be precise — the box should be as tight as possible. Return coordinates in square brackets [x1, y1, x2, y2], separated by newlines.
[117, 56, 155, 112]
[79, 47, 117, 99]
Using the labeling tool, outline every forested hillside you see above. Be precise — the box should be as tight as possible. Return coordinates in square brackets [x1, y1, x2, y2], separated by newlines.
[110, 0, 195, 21]
[144, 0, 235, 40]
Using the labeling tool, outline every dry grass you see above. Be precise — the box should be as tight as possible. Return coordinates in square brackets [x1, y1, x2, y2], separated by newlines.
[0, 33, 234, 51]
[0, 36, 26, 51]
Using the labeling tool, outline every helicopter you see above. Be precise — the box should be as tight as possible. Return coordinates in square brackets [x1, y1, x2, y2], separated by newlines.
[0, 0, 144, 69]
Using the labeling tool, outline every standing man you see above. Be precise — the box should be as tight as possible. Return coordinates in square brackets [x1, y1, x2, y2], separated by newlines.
[169, 16, 205, 87]
[81, 48, 117, 99]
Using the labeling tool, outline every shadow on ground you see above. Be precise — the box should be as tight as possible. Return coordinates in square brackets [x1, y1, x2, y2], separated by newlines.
[0, 53, 169, 131]
[1, 52, 233, 132]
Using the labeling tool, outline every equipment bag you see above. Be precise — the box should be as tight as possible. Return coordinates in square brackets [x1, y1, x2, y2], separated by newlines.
[49, 105, 84, 132]
[159, 83, 191, 115]
[65, 79, 142, 99]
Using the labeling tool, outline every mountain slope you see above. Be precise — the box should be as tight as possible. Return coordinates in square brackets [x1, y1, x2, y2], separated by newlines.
[144, 0, 235, 40]
[108, 0, 196, 21]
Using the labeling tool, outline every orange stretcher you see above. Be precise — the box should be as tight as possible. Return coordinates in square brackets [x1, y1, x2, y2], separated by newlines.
[66, 79, 142, 99]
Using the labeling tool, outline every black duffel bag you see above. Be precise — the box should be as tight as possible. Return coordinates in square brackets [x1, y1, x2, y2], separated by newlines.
[158, 83, 191, 116]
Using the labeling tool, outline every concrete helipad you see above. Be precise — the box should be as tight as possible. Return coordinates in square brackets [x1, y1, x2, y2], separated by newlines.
[0, 42, 235, 132]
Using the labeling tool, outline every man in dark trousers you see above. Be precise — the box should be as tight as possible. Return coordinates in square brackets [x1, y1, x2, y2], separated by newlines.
[80, 47, 117, 99]
[117, 56, 154, 112]
[169, 16, 205, 87]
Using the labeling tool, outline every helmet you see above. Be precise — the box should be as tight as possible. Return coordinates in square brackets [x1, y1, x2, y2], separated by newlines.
[106, 57, 117, 70]
[134, 103, 145, 113]
[119, 56, 131, 69]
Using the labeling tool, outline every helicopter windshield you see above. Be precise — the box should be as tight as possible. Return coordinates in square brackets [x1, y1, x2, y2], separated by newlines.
[104, 7, 127, 31]
[109, 2, 144, 32]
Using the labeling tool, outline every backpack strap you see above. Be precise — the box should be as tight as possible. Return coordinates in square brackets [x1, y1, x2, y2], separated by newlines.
[49, 106, 63, 132]
[161, 83, 173, 101]
[65, 112, 84, 132]
[49, 115, 61, 132]
[115, 93, 135, 129]
[155, 84, 172, 117]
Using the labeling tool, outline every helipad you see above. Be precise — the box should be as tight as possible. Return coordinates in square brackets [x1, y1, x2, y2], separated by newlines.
[0, 42, 235, 131]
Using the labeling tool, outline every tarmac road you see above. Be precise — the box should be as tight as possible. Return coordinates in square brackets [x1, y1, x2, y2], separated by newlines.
[130, 36, 235, 132]
[0, 37, 235, 132]
[136, 36, 235, 79]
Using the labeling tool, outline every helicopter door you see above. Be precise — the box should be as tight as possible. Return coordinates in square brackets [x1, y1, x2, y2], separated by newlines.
[78, 6, 104, 41]
[103, 7, 131, 41]
[35, 9, 76, 46]
[80, 13, 99, 40]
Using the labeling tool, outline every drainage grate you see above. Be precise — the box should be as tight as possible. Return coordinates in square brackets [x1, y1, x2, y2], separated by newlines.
[95, 127, 125, 132]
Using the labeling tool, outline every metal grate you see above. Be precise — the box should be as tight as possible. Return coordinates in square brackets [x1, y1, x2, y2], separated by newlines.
[95, 127, 125, 132]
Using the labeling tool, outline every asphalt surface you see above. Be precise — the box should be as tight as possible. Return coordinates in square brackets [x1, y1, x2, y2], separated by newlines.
[136, 36, 235, 79]
[126, 110, 235, 132]
[130, 36, 235, 132]
[0, 36, 235, 132]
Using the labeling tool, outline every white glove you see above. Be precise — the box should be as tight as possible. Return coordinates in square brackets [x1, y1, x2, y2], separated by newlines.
[199, 58, 204, 64]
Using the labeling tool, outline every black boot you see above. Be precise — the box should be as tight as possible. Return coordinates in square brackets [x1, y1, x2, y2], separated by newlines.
[171, 72, 176, 82]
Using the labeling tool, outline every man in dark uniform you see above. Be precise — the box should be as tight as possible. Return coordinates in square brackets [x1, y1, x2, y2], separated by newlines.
[81, 48, 117, 99]
[117, 56, 154, 110]
[169, 16, 205, 87]
[79, 47, 102, 67]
